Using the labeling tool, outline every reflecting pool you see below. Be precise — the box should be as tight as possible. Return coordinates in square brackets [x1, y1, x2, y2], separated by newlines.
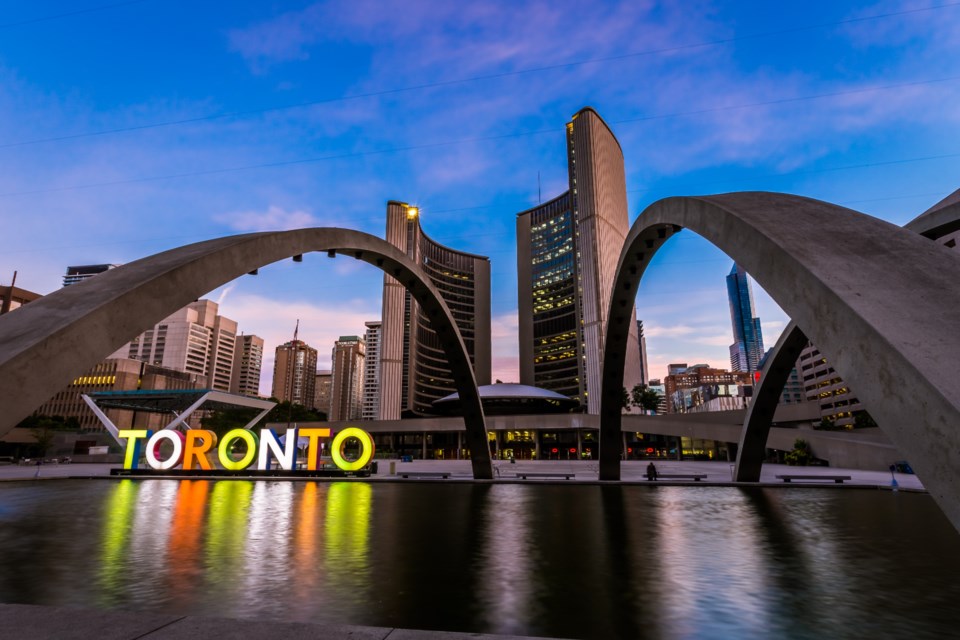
[1, 480, 958, 639]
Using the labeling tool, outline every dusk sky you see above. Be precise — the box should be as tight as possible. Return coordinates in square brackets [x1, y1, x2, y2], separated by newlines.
[2, 0, 959, 393]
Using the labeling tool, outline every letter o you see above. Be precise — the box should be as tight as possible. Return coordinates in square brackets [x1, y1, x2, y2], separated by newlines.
[146, 430, 185, 470]
[218, 429, 258, 471]
[330, 427, 375, 471]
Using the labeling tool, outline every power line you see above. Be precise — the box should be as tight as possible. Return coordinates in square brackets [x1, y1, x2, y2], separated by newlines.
[3, 2, 959, 150]
[0, 0, 152, 30]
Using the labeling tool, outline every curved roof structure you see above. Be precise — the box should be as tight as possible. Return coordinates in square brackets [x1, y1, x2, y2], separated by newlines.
[600, 192, 960, 531]
[433, 383, 580, 415]
[0, 228, 493, 479]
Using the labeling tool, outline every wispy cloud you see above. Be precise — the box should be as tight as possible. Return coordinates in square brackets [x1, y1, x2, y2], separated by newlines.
[216, 205, 320, 232]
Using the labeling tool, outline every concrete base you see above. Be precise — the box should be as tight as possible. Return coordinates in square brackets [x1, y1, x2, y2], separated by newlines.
[0, 603, 569, 640]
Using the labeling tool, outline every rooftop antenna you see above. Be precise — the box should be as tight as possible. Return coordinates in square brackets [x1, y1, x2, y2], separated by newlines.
[0, 270, 16, 315]
[538, 172, 542, 204]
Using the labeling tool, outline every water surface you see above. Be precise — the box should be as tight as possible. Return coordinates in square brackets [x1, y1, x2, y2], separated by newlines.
[0, 480, 956, 639]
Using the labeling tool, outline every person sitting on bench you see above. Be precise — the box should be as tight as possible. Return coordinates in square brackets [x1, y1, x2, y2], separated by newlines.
[646, 461, 658, 481]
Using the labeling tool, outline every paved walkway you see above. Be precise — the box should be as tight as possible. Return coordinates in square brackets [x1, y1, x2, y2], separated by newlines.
[0, 603, 571, 640]
[0, 459, 925, 490]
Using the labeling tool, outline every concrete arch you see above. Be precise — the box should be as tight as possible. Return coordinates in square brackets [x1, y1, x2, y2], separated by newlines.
[735, 189, 960, 482]
[0, 229, 493, 479]
[600, 192, 960, 530]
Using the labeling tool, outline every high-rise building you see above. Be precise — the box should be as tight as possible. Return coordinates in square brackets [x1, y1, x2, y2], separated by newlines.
[272, 340, 318, 408]
[727, 263, 765, 374]
[516, 107, 643, 413]
[362, 321, 381, 420]
[330, 336, 365, 421]
[63, 264, 119, 287]
[116, 300, 238, 392]
[637, 320, 649, 386]
[230, 334, 264, 397]
[797, 343, 862, 428]
[314, 371, 333, 417]
[379, 201, 491, 418]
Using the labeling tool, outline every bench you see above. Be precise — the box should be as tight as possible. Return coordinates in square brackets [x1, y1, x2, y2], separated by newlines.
[652, 473, 708, 481]
[515, 472, 575, 480]
[776, 474, 852, 484]
[399, 472, 450, 479]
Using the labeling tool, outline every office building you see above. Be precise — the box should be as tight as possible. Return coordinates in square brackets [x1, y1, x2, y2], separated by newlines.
[798, 344, 863, 428]
[361, 321, 381, 420]
[380, 201, 491, 417]
[314, 371, 332, 417]
[117, 299, 238, 392]
[516, 107, 643, 413]
[63, 264, 119, 287]
[330, 335, 365, 421]
[230, 334, 264, 397]
[727, 263, 765, 374]
[32, 358, 206, 431]
[637, 320, 649, 385]
[663, 363, 751, 414]
[272, 340, 318, 408]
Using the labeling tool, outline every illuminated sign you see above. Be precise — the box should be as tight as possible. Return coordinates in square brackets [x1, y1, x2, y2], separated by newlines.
[117, 427, 375, 472]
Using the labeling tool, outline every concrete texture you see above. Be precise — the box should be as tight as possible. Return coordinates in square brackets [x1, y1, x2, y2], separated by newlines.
[600, 192, 960, 532]
[0, 603, 569, 640]
[0, 229, 492, 479]
[0, 460, 927, 491]
[904, 186, 960, 239]
[734, 192, 960, 483]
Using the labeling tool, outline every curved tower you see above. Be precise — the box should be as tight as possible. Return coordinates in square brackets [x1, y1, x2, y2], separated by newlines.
[380, 201, 491, 417]
[517, 107, 643, 412]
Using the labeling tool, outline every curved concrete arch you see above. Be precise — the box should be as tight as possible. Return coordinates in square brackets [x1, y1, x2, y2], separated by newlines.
[736, 188, 960, 482]
[0, 229, 493, 479]
[600, 192, 960, 530]
[905, 187, 960, 240]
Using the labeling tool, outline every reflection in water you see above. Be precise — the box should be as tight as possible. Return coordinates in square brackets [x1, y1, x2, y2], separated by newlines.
[476, 484, 536, 635]
[323, 482, 372, 600]
[97, 479, 139, 604]
[5, 481, 960, 639]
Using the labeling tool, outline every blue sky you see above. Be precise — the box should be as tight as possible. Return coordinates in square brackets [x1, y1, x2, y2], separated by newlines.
[2, 0, 959, 393]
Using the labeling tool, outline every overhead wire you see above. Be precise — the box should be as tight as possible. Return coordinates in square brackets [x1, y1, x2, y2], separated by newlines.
[2, 2, 959, 149]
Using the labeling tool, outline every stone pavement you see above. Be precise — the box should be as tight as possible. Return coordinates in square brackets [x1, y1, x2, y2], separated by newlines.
[0, 458, 925, 490]
[0, 603, 572, 640]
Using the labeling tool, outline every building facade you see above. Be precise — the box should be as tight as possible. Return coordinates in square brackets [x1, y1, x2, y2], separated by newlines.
[663, 364, 752, 414]
[314, 371, 332, 417]
[32, 357, 206, 431]
[379, 201, 491, 417]
[0, 281, 41, 315]
[330, 335, 365, 421]
[516, 107, 643, 413]
[727, 263, 765, 374]
[271, 340, 318, 408]
[230, 334, 264, 397]
[361, 321, 381, 420]
[116, 299, 238, 392]
[63, 264, 119, 287]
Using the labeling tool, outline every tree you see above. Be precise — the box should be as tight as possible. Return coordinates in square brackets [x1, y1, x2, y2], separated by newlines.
[620, 387, 631, 412]
[200, 400, 327, 438]
[784, 438, 812, 466]
[631, 383, 662, 413]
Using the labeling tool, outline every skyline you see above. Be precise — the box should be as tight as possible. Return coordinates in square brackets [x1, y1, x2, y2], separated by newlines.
[3, 1, 959, 392]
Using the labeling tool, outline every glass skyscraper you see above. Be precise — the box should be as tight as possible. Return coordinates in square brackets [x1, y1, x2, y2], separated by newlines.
[726, 263, 765, 374]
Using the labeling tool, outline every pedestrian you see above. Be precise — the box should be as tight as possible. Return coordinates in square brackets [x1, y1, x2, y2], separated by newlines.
[34, 458, 41, 479]
[646, 461, 658, 481]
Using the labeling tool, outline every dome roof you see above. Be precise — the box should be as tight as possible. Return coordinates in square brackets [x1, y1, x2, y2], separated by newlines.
[433, 383, 580, 415]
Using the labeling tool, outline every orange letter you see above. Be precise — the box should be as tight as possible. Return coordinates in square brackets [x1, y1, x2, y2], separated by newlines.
[298, 428, 331, 470]
[183, 430, 218, 470]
